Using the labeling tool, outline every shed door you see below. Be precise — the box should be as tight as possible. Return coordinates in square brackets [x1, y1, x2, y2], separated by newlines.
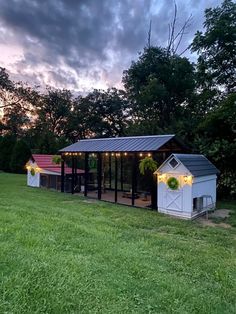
[165, 177, 183, 212]
[28, 172, 39, 187]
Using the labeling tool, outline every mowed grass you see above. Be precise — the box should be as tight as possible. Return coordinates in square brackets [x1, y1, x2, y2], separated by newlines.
[0, 173, 236, 314]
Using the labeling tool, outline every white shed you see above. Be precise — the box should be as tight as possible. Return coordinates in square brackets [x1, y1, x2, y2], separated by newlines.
[26, 154, 66, 189]
[155, 154, 219, 219]
[26, 154, 83, 191]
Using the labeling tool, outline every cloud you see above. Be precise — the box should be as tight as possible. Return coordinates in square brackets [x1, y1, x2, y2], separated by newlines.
[0, 0, 223, 93]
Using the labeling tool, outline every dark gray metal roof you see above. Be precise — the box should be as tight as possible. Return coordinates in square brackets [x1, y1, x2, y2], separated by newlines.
[59, 135, 175, 153]
[174, 154, 220, 177]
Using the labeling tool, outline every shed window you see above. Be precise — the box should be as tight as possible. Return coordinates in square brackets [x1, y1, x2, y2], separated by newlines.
[169, 157, 178, 169]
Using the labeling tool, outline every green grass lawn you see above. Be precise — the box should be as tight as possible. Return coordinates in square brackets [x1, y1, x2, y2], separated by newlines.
[0, 173, 236, 314]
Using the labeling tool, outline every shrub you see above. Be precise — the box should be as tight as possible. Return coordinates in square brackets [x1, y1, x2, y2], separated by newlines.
[10, 140, 31, 173]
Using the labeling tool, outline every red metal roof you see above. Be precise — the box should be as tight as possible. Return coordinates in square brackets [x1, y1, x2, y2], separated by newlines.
[31, 154, 84, 174]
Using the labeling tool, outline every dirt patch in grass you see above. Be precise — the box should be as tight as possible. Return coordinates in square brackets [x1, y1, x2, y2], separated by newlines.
[210, 209, 231, 218]
[198, 218, 232, 228]
[197, 209, 232, 229]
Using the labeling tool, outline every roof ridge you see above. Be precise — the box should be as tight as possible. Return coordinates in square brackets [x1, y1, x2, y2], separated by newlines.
[174, 153, 205, 157]
[32, 154, 54, 156]
[79, 134, 175, 142]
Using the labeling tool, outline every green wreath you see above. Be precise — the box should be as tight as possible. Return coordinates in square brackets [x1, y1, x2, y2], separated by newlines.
[167, 177, 179, 190]
[30, 168, 35, 176]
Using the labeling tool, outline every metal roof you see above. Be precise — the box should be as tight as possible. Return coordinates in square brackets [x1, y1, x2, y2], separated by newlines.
[174, 154, 220, 177]
[59, 135, 175, 153]
[30, 154, 83, 174]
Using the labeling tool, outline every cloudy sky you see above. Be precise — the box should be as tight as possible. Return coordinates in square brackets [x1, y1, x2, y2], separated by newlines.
[0, 0, 222, 93]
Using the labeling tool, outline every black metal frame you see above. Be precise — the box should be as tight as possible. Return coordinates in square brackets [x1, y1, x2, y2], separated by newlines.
[61, 158, 65, 192]
[61, 152, 158, 209]
[84, 153, 89, 197]
[60, 137, 186, 209]
[97, 153, 102, 200]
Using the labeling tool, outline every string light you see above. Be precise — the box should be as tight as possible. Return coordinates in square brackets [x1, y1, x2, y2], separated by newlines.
[139, 153, 143, 157]
[124, 152, 127, 156]
[148, 153, 151, 157]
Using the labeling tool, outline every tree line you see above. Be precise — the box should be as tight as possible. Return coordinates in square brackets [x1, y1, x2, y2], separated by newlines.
[0, 0, 235, 197]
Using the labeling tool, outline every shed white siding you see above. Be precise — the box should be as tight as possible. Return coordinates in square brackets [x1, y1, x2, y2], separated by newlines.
[27, 161, 40, 187]
[192, 175, 217, 208]
[156, 154, 218, 219]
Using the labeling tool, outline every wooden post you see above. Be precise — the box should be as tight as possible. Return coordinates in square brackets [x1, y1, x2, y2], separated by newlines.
[84, 153, 89, 197]
[114, 154, 118, 202]
[97, 153, 102, 200]
[61, 157, 65, 192]
[71, 156, 75, 194]
[132, 153, 137, 206]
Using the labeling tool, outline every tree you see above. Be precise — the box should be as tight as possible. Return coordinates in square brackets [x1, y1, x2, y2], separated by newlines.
[195, 93, 236, 196]
[68, 88, 128, 140]
[1, 103, 31, 137]
[0, 68, 38, 138]
[0, 67, 14, 93]
[35, 88, 73, 137]
[0, 135, 16, 172]
[0, 68, 39, 112]
[191, 0, 236, 93]
[10, 140, 31, 173]
[123, 47, 195, 133]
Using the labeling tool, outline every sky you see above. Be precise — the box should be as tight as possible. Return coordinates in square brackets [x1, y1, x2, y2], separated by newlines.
[0, 0, 222, 93]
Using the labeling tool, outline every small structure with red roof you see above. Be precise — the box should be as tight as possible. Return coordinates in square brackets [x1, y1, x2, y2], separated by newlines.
[26, 154, 84, 191]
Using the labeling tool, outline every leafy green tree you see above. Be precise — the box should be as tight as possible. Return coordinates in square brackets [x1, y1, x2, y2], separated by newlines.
[10, 140, 31, 173]
[191, 0, 236, 93]
[35, 88, 73, 137]
[123, 47, 195, 133]
[0, 68, 38, 138]
[195, 93, 236, 196]
[36, 131, 69, 154]
[1, 103, 31, 137]
[68, 88, 128, 140]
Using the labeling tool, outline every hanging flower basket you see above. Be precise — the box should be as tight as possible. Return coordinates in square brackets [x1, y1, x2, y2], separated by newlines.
[30, 168, 35, 176]
[167, 177, 179, 190]
[52, 155, 62, 165]
[139, 157, 157, 175]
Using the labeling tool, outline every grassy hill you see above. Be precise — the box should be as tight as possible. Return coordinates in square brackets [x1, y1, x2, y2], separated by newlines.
[0, 173, 236, 313]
